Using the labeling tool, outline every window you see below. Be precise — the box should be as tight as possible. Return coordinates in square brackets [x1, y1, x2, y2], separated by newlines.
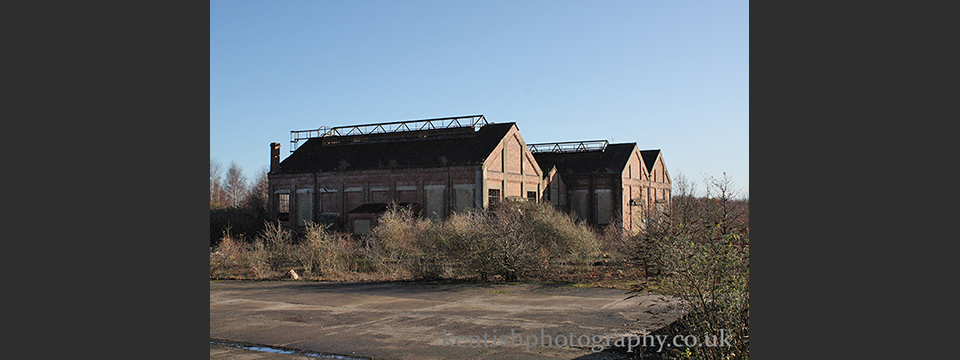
[488, 188, 501, 205]
[527, 191, 537, 202]
[596, 189, 612, 225]
[297, 189, 313, 226]
[277, 193, 290, 221]
[455, 188, 474, 213]
[425, 186, 444, 220]
[353, 219, 372, 235]
[570, 190, 588, 220]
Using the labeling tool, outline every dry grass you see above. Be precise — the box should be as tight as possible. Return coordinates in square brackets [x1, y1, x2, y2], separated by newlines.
[209, 203, 646, 289]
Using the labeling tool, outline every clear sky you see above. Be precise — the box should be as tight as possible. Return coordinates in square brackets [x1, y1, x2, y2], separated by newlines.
[211, 0, 749, 198]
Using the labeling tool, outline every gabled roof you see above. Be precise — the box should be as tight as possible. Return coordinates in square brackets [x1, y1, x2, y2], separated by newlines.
[276, 122, 516, 173]
[532, 143, 637, 177]
[639, 149, 661, 173]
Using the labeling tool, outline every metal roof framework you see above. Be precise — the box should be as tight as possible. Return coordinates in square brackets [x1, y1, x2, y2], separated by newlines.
[290, 115, 488, 152]
[527, 140, 609, 154]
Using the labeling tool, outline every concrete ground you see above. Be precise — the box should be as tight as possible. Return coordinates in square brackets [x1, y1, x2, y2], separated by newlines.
[210, 280, 679, 360]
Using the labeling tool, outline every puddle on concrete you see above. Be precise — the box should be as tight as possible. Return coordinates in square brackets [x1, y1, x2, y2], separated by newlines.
[210, 339, 370, 360]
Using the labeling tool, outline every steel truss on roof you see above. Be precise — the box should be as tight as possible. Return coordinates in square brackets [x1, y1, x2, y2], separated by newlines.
[527, 140, 609, 154]
[290, 115, 488, 152]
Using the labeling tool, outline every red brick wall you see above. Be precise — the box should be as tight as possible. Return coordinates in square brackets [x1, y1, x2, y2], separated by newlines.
[270, 165, 487, 232]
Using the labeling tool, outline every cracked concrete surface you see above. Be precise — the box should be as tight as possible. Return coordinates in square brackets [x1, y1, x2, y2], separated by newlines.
[210, 281, 679, 359]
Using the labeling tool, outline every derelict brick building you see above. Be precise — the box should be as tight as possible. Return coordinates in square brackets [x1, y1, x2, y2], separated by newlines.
[530, 140, 671, 233]
[267, 114, 671, 235]
[267, 115, 544, 234]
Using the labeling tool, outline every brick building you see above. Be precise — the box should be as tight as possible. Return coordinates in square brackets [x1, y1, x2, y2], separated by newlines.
[267, 115, 671, 235]
[267, 115, 543, 234]
[530, 140, 671, 233]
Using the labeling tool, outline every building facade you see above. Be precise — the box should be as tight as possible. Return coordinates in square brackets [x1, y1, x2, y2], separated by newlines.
[267, 115, 670, 235]
[530, 141, 671, 233]
[267, 116, 542, 234]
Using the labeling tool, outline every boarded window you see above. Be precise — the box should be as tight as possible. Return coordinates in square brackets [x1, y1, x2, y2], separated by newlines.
[596, 189, 612, 225]
[630, 198, 644, 233]
[320, 191, 338, 213]
[570, 190, 588, 221]
[353, 219, 371, 235]
[425, 186, 444, 220]
[370, 190, 389, 203]
[297, 190, 313, 226]
[346, 190, 363, 214]
[397, 190, 416, 203]
[455, 188, 474, 213]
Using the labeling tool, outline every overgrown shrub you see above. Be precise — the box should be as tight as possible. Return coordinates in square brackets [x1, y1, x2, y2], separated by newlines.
[369, 204, 434, 278]
[210, 229, 244, 277]
[295, 222, 371, 277]
[209, 227, 271, 279]
[646, 226, 749, 360]
[211, 199, 604, 283]
[368, 200, 601, 282]
[634, 172, 749, 360]
[295, 222, 335, 275]
[257, 221, 293, 270]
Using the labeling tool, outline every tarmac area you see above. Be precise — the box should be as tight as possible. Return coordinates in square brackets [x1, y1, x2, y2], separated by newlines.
[210, 280, 680, 360]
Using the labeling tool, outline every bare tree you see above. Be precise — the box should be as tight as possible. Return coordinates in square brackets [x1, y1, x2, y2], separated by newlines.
[224, 161, 248, 207]
[250, 166, 269, 203]
[210, 158, 225, 207]
[244, 166, 270, 218]
[635, 172, 750, 359]
[669, 171, 702, 230]
[703, 172, 747, 237]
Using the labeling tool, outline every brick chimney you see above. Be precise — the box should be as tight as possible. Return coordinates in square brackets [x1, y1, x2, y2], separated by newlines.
[270, 142, 281, 173]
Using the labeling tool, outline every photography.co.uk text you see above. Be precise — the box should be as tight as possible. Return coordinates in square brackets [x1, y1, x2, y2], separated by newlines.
[441, 328, 732, 353]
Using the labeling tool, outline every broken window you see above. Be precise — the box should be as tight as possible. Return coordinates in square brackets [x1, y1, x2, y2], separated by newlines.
[277, 193, 290, 221]
[488, 188, 501, 206]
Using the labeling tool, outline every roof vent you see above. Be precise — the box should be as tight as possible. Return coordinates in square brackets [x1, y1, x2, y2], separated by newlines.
[527, 140, 609, 153]
[290, 115, 488, 152]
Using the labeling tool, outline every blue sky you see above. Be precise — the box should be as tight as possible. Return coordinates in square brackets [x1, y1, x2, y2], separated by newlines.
[211, 0, 749, 197]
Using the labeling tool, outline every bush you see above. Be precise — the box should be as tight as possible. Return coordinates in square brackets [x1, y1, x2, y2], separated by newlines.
[647, 224, 748, 360]
[209, 228, 271, 279]
[295, 222, 335, 275]
[295, 222, 371, 277]
[257, 221, 293, 270]
[369, 203, 434, 278]
[634, 172, 749, 360]
[368, 200, 601, 282]
[210, 200, 604, 283]
[210, 229, 244, 278]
